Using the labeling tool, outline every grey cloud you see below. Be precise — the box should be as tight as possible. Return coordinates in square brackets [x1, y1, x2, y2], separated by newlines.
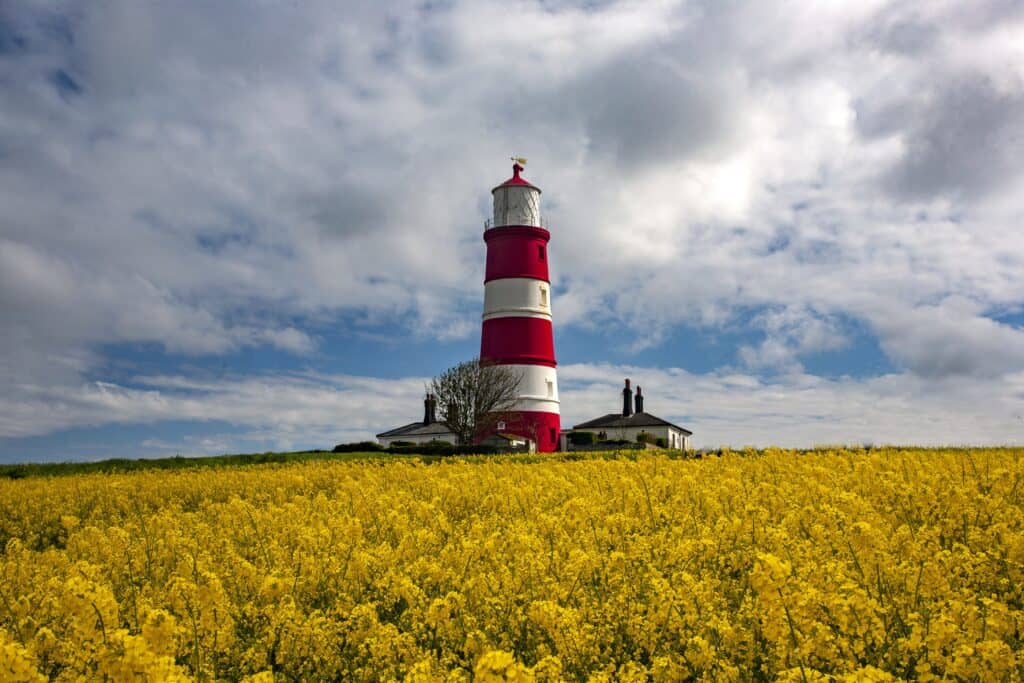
[857, 5, 940, 57]
[305, 182, 394, 238]
[945, 0, 1024, 32]
[574, 52, 741, 169]
[869, 19, 938, 56]
[884, 76, 1024, 201]
[854, 90, 913, 140]
[850, 4, 1024, 201]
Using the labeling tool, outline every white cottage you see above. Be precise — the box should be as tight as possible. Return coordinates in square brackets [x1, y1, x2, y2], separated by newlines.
[376, 394, 458, 447]
[570, 379, 693, 450]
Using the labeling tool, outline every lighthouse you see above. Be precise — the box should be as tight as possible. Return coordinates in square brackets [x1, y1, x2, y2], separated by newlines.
[479, 161, 560, 452]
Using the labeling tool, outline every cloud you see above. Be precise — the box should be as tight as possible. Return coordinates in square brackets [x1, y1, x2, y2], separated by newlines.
[559, 363, 1024, 448]
[738, 306, 848, 372]
[869, 297, 1024, 378]
[862, 74, 1024, 201]
[1, 0, 1023, 451]
[0, 370, 428, 441]
[573, 50, 744, 170]
[2, 364, 1021, 451]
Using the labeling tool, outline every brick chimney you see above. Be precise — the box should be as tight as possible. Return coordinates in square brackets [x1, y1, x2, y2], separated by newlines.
[634, 386, 644, 414]
[423, 393, 437, 425]
[622, 378, 633, 417]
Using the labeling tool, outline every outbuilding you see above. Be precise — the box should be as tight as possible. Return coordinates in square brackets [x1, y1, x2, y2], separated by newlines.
[569, 379, 692, 449]
[376, 394, 458, 447]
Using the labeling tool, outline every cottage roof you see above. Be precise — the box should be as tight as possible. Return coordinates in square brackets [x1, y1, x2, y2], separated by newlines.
[572, 411, 692, 435]
[376, 421, 456, 439]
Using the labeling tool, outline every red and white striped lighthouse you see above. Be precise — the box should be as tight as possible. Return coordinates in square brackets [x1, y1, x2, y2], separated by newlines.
[480, 161, 560, 452]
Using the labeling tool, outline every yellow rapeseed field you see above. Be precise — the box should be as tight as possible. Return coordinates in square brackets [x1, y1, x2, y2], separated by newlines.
[1, 448, 1022, 681]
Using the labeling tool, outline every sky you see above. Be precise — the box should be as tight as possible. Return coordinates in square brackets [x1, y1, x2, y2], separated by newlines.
[1, 0, 1023, 462]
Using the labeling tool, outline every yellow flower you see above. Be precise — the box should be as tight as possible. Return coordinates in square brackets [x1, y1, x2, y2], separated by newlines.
[475, 650, 534, 682]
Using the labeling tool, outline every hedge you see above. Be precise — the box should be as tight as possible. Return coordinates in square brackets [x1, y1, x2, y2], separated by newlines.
[332, 441, 385, 453]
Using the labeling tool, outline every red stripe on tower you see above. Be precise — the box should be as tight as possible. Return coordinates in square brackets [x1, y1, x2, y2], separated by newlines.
[479, 162, 561, 452]
[480, 317, 556, 366]
[484, 227, 550, 282]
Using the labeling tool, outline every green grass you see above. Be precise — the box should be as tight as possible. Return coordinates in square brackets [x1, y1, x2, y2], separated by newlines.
[0, 449, 419, 479]
[0, 447, 694, 479]
[3, 444, 995, 480]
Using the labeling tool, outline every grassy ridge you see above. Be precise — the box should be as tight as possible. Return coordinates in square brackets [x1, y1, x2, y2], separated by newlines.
[1, 444, 1006, 479]
[0, 449, 406, 479]
[0, 448, 674, 479]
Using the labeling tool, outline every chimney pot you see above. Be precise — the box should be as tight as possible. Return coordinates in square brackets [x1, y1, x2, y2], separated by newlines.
[622, 378, 633, 417]
[635, 386, 644, 414]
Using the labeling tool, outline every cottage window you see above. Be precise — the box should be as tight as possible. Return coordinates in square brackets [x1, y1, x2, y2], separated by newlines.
[497, 421, 505, 431]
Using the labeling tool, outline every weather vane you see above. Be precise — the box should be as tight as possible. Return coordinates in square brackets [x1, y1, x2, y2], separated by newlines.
[511, 156, 527, 166]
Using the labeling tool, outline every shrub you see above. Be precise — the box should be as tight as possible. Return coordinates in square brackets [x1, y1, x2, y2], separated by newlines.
[636, 432, 656, 444]
[387, 442, 499, 456]
[388, 442, 454, 455]
[569, 431, 597, 445]
[655, 437, 668, 448]
[332, 441, 385, 453]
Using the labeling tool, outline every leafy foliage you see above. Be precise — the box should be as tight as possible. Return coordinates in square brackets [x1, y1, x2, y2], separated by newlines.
[429, 358, 523, 445]
[569, 431, 597, 445]
[386, 443, 499, 455]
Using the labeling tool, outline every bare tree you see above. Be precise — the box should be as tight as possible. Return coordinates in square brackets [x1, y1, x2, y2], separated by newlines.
[429, 358, 522, 445]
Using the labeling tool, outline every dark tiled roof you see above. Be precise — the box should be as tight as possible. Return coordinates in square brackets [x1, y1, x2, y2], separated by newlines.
[572, 412, 692, 435]
[376, 421, 456, 438]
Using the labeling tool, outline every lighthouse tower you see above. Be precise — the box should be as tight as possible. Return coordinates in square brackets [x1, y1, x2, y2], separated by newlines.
[480, 161, 560, 452]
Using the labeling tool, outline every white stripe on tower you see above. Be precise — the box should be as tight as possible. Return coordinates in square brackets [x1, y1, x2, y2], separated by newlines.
[482, 278, 552, 321]
[502, 364, 560, 414]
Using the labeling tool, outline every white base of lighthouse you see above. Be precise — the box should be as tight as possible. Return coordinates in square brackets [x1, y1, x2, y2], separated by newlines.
[500, 363, 560, 414]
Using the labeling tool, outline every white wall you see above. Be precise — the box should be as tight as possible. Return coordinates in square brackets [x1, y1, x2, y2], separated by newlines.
[574, 424, 691, 448]
[483, 278, 551, 321]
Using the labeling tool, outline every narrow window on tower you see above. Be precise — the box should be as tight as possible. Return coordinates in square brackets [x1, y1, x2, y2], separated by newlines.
[549, 427, 556, 444]
[546, 379, 553, 397]
[538, 245, 545, 261]
[539, 286, 548, 307]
